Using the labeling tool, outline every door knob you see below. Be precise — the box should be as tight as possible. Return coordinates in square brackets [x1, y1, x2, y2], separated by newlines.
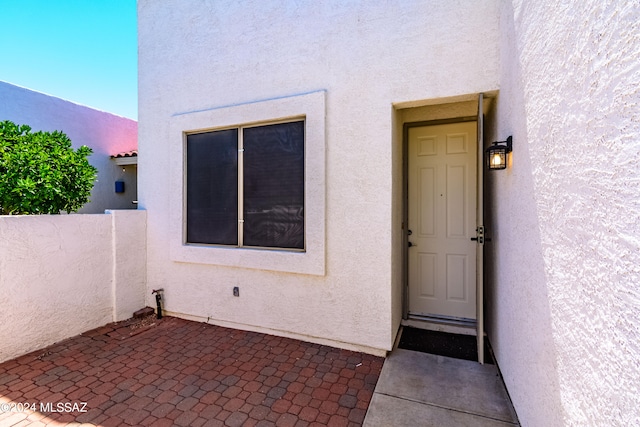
[408, 241, 416, 247]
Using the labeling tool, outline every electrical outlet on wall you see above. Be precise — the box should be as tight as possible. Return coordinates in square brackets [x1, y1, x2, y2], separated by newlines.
[233, 287, 239, 297]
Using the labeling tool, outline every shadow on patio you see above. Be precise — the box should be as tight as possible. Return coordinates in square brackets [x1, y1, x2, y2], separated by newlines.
[0, 317, 383, 426]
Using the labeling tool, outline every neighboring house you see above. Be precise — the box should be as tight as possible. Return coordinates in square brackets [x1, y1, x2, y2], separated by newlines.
[0, 80, 138, 213]
[138, 1, 639, 426]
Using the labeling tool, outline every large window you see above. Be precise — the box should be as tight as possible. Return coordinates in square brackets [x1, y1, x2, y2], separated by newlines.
[169, 91, 324, 275]
[186, 121, 305, 250]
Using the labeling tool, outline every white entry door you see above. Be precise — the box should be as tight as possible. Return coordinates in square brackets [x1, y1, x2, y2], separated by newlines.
[408, 121, 478, 320]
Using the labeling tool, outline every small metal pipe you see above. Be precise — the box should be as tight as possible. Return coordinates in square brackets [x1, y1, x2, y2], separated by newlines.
[152, 289, 164, 319]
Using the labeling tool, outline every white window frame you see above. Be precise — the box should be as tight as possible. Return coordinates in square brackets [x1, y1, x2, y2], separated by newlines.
[169, 91, 325, 275]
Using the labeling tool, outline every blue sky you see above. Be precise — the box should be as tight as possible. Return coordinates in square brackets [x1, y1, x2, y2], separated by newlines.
[0, 0, 137, 119]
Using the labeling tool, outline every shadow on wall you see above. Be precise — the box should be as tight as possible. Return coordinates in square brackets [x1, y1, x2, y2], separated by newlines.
[78, 162, 138, 214]
[482, 1, 564, 425]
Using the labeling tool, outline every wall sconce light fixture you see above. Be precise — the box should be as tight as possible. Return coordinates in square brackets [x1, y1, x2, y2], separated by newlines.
[486, 136, 513, 170]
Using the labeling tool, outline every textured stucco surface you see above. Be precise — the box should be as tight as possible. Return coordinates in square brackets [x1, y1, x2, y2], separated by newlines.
[0, 81, 138, 213]
[138, 0, 500, 353]
[0, 212, 147, 363]
[109, 210, 147, 322]
[486, 1, 640, 425]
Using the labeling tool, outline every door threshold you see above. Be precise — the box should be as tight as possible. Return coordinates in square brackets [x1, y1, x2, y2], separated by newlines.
[403, 314, 477, 336]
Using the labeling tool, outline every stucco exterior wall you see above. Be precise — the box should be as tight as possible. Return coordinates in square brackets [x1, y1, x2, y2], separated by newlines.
[109, 210, 148, 322]
[0, 81, 138, 213]
[487, 1, 640, 425]
[0, 211, 147, 364]
[138, 0, 499, 354]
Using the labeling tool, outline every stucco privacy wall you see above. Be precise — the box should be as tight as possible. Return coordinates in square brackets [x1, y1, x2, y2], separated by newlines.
[487, 1, 640, 425]
[138, 0, 499, 353]
[0, 81, 138, 213]
[0, 211, 146, 364]
[109, 210, 148, 323]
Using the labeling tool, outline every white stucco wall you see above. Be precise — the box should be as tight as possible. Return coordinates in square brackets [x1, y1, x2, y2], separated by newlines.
[487, 1, 640, 425]
[109, 210, 148, 322]
[0, 211, 147, 364]
[139, 0, 499, 354]
[0, 81, 138, 213]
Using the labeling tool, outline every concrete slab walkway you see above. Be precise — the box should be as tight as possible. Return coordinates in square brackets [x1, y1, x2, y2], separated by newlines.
[0, 316, 383, 426]
[363, 349, 519, 426]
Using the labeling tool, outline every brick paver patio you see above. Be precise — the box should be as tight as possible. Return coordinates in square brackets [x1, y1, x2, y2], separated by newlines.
[0, 316, 383, 426]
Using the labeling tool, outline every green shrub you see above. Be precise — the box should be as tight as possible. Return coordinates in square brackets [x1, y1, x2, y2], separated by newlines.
[0, 120, 97, 214]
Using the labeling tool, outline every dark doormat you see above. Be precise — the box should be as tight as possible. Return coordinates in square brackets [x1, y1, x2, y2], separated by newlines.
[398, 327, 493, 364]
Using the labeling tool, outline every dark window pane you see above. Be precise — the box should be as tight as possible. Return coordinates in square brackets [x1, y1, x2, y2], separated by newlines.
[186, 129, 238, 245]
[243, 121, 304, 249]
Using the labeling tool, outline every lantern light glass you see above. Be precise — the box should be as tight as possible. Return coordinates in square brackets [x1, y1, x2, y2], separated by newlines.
[486, 136, 512, 171]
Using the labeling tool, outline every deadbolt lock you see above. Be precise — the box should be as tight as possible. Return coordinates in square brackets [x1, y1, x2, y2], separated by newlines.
[471, 225, 485, 244]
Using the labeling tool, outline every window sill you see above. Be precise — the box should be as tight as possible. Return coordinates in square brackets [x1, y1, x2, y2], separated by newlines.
[172, 243, 322, 275]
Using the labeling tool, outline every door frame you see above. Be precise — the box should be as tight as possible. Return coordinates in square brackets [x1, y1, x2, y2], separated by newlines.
[402, 116, 478, 318]
[401, 101, 486, 362]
